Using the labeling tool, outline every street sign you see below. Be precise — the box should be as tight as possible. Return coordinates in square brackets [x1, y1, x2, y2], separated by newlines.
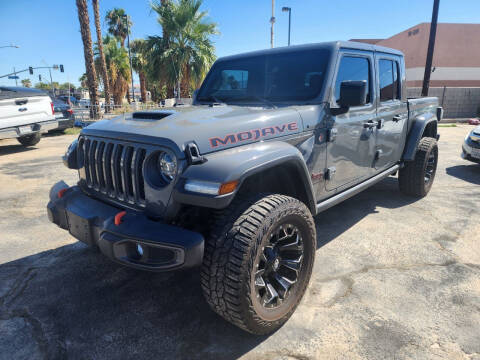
[8, 75, 19, 79]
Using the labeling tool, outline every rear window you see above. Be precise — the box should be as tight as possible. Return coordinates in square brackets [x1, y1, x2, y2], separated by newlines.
[379, 59, 400, 101]
[0, 87, 47, 100]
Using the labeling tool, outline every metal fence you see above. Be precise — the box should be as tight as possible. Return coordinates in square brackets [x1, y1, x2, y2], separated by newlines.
[72, 98, 194, 126]
[72, 103, 167, 127]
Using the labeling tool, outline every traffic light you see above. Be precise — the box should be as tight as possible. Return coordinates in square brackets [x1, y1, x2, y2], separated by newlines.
[29, 67, 33, 75]
[60, 64, 64, 72]
[39, 75, 42, 81]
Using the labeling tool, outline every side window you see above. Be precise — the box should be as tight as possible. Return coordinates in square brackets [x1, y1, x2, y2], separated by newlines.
[215, 70, 248, 91]
[334, 56, 371, 104]
[379, 59, 401, 101]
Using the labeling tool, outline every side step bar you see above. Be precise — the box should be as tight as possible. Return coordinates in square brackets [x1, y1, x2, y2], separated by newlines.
[316, 164, 400, 214]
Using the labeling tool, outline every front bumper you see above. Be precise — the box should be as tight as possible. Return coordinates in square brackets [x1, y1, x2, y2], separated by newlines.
[462, 138, 480, 164]
[47, 183, 204, 271]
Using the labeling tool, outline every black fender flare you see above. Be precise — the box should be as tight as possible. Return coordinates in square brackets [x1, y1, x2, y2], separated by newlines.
[172, 141, 316, 214]
[402, 114, 438, 162]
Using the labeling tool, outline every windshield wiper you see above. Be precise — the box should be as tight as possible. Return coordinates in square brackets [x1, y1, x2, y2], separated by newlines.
[197, 95, 225, 105]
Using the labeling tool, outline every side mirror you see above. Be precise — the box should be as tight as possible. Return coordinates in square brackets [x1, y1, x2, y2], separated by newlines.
[338, 80, 367, 108]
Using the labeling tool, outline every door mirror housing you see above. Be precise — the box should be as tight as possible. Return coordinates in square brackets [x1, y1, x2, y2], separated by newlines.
[338, 80, 367, 108]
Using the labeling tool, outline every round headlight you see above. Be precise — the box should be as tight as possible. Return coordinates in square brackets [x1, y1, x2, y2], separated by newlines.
[158, 152, 177, 182]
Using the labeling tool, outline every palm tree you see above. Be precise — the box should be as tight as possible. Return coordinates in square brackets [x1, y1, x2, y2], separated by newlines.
[92, 0, 111, 112]
[149, 0, 218, 98]
[21, 79, 31, 88]
[131, 39, 149, 103]
[100, 35, 131, 105]
[76, 0, 99, 118]
[105, 8, 131, 47]
[79, 73, 88, 89]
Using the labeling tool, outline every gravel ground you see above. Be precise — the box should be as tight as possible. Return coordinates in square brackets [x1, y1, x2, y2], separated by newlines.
[0, 126, 479, 360]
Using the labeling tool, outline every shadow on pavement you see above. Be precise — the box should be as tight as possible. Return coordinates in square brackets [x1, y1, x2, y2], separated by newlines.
[0, 244, 267, 359]
[0, 144, 36, 156]
[446, 164, 480, 185]
[0, 176, 419, 359]
[315, 176, 418, 248]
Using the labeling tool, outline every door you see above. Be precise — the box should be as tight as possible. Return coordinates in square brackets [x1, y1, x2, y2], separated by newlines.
[374, 55, 408, 170]
[326, 51, 377, 191]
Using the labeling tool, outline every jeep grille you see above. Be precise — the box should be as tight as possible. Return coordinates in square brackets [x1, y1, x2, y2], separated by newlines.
[78, 136, 146, 207]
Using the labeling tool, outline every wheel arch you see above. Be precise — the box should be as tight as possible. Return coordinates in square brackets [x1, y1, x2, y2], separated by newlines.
[402, 115, 438, 162]
[173, 141, 317, 214]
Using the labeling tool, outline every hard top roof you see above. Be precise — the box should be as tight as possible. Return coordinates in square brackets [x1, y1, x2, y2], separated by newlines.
[218, 41, 404, 61]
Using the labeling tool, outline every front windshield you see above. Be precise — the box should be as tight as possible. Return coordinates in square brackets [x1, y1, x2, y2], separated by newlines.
[197, 48, 330, 105]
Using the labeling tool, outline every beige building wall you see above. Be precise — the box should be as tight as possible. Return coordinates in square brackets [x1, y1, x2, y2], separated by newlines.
[355, 23, 480, 87]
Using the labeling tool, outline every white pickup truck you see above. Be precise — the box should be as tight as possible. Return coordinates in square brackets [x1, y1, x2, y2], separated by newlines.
[0, 86, 58, 147]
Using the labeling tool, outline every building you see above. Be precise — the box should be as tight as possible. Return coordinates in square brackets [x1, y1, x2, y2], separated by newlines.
[351, 23, 480, 87]
[127, 84, 151, 103]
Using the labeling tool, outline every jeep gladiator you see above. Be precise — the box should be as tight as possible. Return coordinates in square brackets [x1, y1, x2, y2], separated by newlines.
[47, 41, 442, 334]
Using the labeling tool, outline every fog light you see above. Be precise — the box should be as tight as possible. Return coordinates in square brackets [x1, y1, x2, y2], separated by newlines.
[136, 243, 144, 257]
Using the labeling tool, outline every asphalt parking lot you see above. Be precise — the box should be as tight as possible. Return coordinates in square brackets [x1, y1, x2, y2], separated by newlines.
[0, 126, 479, 360]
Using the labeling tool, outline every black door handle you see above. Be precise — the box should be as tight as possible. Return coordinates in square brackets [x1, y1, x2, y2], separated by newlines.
[363, 120, 378, 129]
[393, 115, 402, 122]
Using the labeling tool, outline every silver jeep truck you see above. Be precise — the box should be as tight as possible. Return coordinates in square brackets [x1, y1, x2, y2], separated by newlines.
[47, 41, 442, 334]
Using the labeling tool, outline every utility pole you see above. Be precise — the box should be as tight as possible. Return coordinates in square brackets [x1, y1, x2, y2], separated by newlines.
[124, 14, 135, 103]
[421, 0, 440, 97]
[270, 0, 275, 48]
[48, 67, 55, 97]
[282, 7, 291, 46]
[13, 67, 18, 86]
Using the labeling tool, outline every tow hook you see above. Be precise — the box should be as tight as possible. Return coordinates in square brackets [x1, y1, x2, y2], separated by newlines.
[114, 211, 127, 226]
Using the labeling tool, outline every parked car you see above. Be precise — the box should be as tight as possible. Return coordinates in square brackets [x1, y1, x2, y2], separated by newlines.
[57, 95, 78, 106]
[48, 41, 442, 334]
[0, 86, 57, 146]
[78, 98, 90, 108]
[462, 125, 480, 163]
[51, 98, 75, 131]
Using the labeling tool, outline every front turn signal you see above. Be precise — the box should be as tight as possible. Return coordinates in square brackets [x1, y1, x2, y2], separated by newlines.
[218, 180, 239, 195]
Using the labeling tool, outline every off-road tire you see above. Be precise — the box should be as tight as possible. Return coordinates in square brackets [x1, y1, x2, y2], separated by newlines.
[17, 133, 41, 147]
[201, 194, 316, 334]
[399, 137, 438, 197]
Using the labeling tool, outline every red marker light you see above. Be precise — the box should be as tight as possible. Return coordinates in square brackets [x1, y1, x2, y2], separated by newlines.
[114, 211, 127, 226]
[57, 188, 68, 198]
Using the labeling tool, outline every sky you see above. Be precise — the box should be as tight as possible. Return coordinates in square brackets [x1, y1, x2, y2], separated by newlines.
[1, 0, 479, 88]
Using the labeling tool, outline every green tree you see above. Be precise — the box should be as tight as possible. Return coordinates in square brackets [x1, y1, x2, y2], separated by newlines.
[34, 82, 51, 90]
[131, 39, 149, 103]
[148, 0, 218, 98]
[59, 82, 76, 91]
[105, 8, 131, 47]
[21, 79, 31, 88]
[93, 0, 111, 111]
[76, 0, 99, 118]
[97, 35, 131, 105]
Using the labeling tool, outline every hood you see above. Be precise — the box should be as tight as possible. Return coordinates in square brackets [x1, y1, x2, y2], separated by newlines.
[84, 105, 303, 155]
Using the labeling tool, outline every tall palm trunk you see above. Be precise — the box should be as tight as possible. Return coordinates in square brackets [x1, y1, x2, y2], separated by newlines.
[161, 0, 175, 99]
[139, 71, 147, 103]
[76, 0, 99, 119]
[180, 64, 190, 98]
[92, 0, 111, 112]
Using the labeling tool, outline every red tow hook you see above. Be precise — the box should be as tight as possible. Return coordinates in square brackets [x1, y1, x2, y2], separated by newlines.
[57, 188, 69, 198]
[114, 211, 127, 226]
